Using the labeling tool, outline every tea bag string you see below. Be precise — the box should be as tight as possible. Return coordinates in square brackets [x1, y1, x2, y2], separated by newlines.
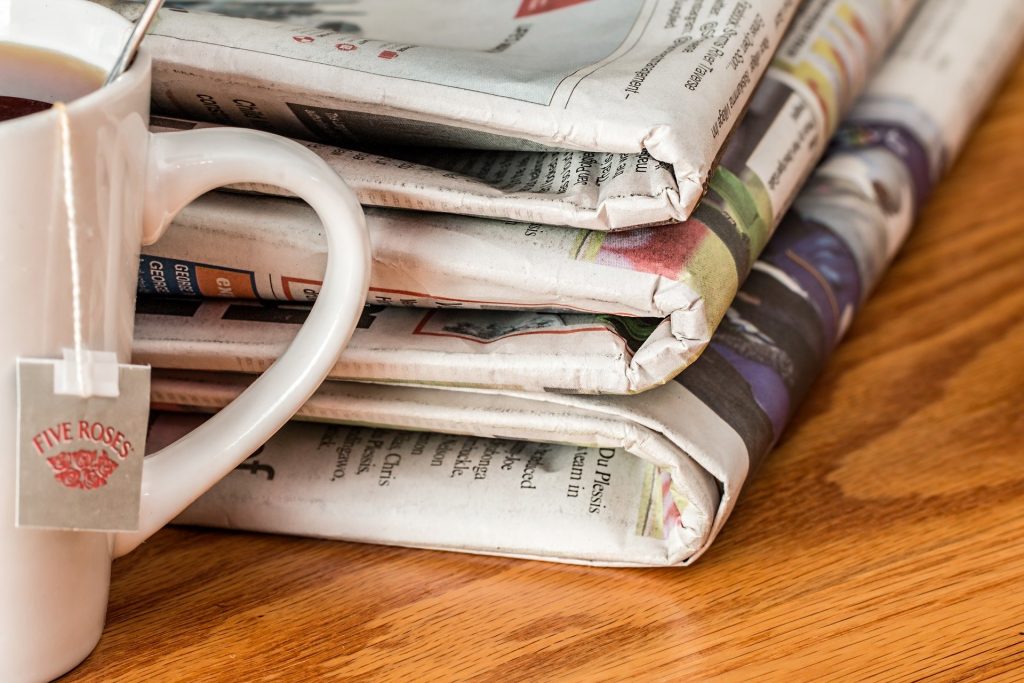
[54, 102, 86, 395]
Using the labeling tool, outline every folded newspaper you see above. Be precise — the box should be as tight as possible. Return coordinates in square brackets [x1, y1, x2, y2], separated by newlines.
[136, 0, 913, 231]
[144, 0, 1024, 566]
[108, 0, 803, 230]
[138, 0, 918, 394]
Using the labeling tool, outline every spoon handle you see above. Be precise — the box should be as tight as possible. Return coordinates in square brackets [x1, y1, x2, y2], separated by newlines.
[105, 0, 165, 86]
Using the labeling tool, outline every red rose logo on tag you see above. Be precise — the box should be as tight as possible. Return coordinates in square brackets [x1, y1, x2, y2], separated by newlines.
[46, 450, 118, 490]
[29, 421, 134, 491]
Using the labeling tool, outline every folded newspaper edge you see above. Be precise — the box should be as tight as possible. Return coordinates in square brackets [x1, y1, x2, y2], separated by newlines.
[143, 0, 912, 233]
[148, 0, 1024, 567]
[106, 0, 802, 228]
[138, 0, 918, 395]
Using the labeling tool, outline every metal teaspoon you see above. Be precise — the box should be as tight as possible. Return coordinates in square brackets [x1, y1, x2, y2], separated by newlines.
[104, 0, 165, 86]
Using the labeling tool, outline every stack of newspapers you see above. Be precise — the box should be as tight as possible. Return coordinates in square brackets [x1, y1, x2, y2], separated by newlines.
[113, 0, 1023, 566]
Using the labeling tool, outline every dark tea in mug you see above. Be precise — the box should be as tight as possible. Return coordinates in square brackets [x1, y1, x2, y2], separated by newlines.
[0, 42, 104, 122]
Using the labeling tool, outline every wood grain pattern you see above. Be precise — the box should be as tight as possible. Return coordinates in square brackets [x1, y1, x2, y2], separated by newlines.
[65, 57, 1024, 682]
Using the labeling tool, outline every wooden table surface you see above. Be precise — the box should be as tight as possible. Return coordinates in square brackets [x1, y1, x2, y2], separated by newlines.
[66, 58, 1024, 682]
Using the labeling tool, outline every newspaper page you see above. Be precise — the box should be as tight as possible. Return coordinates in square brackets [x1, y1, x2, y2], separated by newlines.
[104, 0, 802, 229]
[138, 0, 916, 394]
[139, 0, 918, 231]
[149, 0, 1024, 566]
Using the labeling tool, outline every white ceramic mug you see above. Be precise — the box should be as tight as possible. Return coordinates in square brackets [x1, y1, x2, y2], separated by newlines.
[0, 1, 371, 680]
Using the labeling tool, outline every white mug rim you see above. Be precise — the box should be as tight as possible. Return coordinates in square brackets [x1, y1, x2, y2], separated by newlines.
[0, 0, 150, 134]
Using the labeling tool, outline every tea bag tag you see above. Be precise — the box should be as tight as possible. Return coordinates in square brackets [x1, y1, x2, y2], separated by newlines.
[15, 353, 151, 531]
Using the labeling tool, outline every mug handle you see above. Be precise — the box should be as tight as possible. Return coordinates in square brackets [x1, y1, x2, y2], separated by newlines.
[112, 128, 370, 557]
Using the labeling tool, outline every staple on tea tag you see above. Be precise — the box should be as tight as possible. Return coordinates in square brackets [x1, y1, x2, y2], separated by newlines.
[54, 349, 121, 397]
